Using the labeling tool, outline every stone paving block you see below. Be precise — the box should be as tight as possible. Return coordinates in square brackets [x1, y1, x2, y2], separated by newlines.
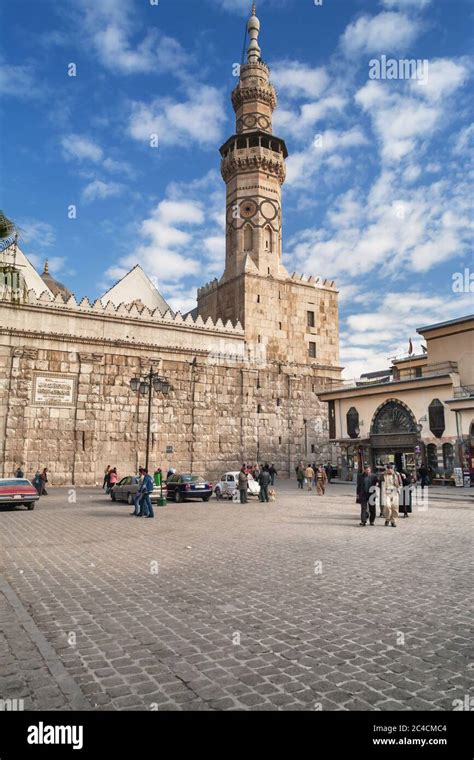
[0, 483, 471, 712]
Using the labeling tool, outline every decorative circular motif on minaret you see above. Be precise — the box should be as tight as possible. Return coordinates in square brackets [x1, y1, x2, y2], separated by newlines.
[257, 115, 270, 130]
[260, 201, 278, 221]
[243, 114, 257, 128]
[240, 200, 258, 219]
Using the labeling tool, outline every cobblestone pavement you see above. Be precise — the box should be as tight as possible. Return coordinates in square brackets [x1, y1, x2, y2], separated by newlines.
[0, 482, 472, 711]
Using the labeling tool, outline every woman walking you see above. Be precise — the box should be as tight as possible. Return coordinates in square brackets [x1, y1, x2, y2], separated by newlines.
[399, 468, 413, 518]
[107, 467, 118, 494]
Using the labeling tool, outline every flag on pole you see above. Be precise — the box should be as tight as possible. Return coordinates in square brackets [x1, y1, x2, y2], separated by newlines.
[408, 338, 413, 355]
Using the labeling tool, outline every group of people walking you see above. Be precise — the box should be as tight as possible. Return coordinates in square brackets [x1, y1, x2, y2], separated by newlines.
[242, 462, 277, 486]
[238, 463, 275, 503]
[15, 465, 49, 495]
[356, 463, 414, 527]
[295, 462, 329, 495]
[103, 465, 162, 518]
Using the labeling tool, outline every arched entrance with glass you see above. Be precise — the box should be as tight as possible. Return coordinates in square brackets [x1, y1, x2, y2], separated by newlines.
[370, 399, 420, 476]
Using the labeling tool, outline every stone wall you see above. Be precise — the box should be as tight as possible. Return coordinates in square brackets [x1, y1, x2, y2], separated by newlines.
[0, 296, 337, 485]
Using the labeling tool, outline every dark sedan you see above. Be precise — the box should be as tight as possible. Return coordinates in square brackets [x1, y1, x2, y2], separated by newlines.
[166, 473, 213, 502]
[0, 478, 40, 510]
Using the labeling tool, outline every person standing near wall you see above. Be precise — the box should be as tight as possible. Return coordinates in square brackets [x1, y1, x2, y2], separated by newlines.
[238, 465, 248, 504]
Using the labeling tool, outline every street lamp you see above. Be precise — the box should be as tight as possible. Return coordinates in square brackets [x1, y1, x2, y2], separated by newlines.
[130, 367, 172, 472]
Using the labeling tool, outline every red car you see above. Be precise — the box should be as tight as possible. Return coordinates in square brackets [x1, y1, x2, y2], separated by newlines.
[0, 478, 40, 510]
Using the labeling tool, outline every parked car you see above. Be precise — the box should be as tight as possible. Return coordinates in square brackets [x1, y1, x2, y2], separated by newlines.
[214, 471, 260, 500]
[110, 476, 167, 505]
[0, 478, 40, 510]
[166, 473, 213, 502]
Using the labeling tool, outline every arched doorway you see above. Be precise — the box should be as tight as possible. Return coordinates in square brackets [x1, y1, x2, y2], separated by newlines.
[442, 443, 454, 475]
[370, 399, 419, 476]
[427, 443, 439, 475]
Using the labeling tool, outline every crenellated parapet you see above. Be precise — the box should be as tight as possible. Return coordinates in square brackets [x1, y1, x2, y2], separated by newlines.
[0, 286, 243, 335]
[289, 273, 338, 292]
[197, 278, 220, 299]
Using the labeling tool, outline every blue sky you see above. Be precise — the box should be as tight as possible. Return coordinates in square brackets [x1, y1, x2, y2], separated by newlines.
[1, 0, 473, 378]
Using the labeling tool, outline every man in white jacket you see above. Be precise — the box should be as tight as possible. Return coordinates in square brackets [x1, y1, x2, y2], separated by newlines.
[380, 463, 403, 527]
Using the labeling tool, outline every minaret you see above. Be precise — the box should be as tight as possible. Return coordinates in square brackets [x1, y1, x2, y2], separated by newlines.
[220, 2, 288, 281]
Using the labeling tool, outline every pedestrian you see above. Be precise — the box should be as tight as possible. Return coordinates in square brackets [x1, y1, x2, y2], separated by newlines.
[131, 467, 144, 516]
[153, 468, 162, 487]
[316, 465, 328, 495]
[40, 467, 49, 496]
[102, 465, 110, 490]
[304, 463, 314, 491]
[399, 468, 413, 518]
[238, 465, 248, 504]
[15, 464, 24, 478]
[417, 464, 430, 492]
[33, 469, 42, 494]
[253, 463, 260, 481]
[269, 463, 277, 486]
[258, 465, 271, 502]
[296, 461, 305, 489]
[379, 463, 402, 527]
[107, 467, 118, 495]
[166, 467, 176, 480]
[138, 469, 155, 519]
[324, 463, 332, 483]
[356, 465, 379, 526]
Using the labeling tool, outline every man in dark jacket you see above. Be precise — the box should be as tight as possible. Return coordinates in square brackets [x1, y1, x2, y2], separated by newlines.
[356, 465, 379, 526]
[138, 470, 155, 518]
[269, 464, 277, 486]
[238, 466, 248, 504]
[259, 466, 271, 502]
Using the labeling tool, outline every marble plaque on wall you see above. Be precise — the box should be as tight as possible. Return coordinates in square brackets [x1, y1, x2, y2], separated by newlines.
[32, 374, 76, 406]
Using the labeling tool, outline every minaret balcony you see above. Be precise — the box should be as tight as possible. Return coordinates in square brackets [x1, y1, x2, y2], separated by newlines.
[220, 148, 286, 184]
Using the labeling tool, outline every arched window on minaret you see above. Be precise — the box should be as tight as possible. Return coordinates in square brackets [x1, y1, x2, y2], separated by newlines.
[264, 226, 273, 252]
[244, 225, 253, 251]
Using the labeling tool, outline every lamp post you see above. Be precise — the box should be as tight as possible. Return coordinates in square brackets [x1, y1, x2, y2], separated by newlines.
[130, 367, 171, 473]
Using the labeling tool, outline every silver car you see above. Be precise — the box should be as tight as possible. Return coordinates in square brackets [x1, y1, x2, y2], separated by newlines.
[110, 476, 166, 505]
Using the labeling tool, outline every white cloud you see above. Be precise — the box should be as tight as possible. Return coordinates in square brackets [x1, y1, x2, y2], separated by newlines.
[82, 180, 125, 203]
[381, 0, 431, 8]
[274, 95, 348, 141]
[128, 86, 226, 148]
[355, 58, 469, 163]
[414, 59, 468, 102]
[271, 62, 329, 100]
[286, 128, 368, 187]
[79, 0, 189, 75]
[340, 290, 473, 380]
[19, 220, 56, 249]
[288, 165, 473, 280]
[107, 199, 204, 284]
[210, 0, 272, 13]
[453, 123, 474, 156]
[0, 62, 39, 99]
[355, 81, 438, 162]
[61, 134, 103, 163]
[341, 12, 421, 56]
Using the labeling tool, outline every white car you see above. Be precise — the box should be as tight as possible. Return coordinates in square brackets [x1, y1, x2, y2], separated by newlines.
[214, 471, 260, 500]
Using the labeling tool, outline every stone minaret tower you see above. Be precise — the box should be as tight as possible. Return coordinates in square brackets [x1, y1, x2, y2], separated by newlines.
[220, 3, 287, 281]
[198, 3, 340, 374]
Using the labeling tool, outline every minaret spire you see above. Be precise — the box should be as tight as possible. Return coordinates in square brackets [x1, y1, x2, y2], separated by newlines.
[247, 2, 261, 64]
